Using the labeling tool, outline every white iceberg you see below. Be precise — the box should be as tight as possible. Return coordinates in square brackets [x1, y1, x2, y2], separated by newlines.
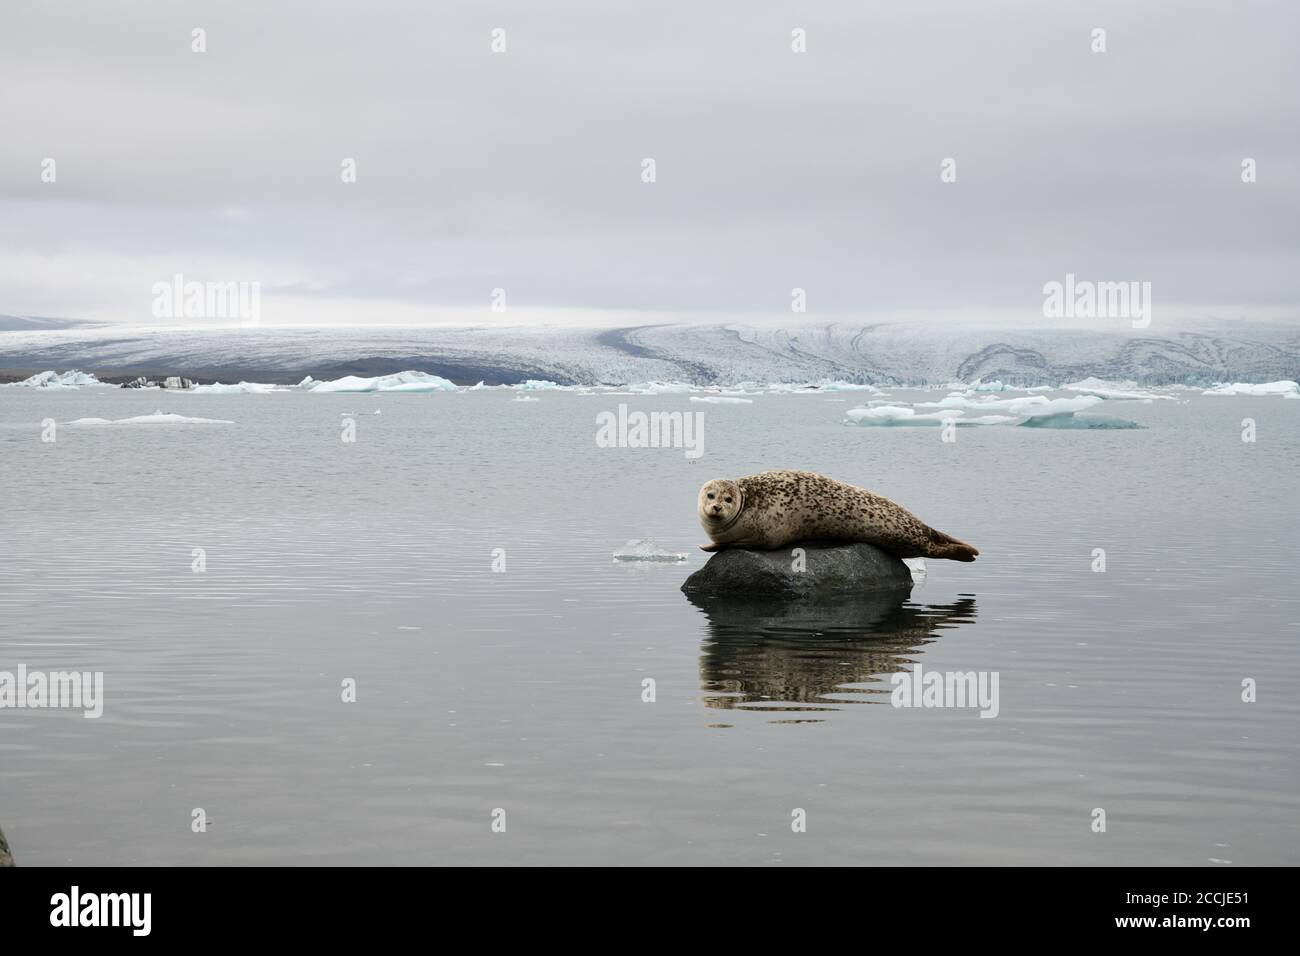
[299, 370, 458, 393]
[512, 395, 540, 402]
[846, 394, 1139, 428]
[190, 381, 284, 394]
[65, 410, 234, 425]
[626, 381, 695, 395]
[514, 379, 566, 391]
[764, 380, 884, 394]
[689, 396, 753, 404]
[1202, 380, 1300, 398]
[1062, 377, 1174, 401]
[6, 369, 104, 389]
[612, 539, 689, 562]
[844, 405, 1016, 426]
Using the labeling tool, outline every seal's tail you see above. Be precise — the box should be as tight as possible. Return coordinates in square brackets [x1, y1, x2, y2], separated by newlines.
[925, 528, 979, 562]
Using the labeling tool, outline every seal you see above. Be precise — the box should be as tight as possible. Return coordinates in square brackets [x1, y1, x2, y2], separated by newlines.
[697, 469, 979, 561]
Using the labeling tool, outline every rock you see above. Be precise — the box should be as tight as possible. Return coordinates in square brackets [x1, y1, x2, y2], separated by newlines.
[120, 375, 195, 389]
[681, 540, 913, 599]
[0, 825, 12, 866]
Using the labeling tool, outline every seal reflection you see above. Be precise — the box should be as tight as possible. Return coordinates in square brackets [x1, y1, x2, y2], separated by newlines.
[685, 591, 977, 719]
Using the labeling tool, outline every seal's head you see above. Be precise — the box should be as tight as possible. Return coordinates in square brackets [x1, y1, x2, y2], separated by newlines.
[698, 479, 742, 528]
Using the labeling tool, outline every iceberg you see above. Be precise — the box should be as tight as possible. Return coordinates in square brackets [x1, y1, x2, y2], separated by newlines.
[1202, 380, 1300, 398]
[1062, 377, 1174, 401]
[845, 405, 1016, 426]
[6, 369, 104, 389]
[189, 381, 284, 394]
[612, 539, 689, 562]
[1020, 413, 1142, 429]
[689, 396, 753, 404]
[846, 394, 1138, 428]
[511, 395, 540, 402]
[299, 370, 458, 393]
[65, 410, 234, 425]
[764, 380, 884, 394]
[626, 381, 695, 395]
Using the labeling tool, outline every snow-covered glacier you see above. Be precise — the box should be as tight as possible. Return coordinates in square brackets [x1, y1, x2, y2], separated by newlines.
[1, 320, 1297, 387]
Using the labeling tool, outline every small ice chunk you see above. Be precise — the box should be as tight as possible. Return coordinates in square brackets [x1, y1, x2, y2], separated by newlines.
[689, 396, 752, 404]
[612, 539, 688, 562]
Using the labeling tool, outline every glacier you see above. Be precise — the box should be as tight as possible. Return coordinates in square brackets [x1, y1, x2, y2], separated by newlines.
[2, 320, 1298, 388]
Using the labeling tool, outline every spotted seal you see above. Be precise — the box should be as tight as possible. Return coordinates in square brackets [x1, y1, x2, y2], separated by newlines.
[697, 469, 979, 561]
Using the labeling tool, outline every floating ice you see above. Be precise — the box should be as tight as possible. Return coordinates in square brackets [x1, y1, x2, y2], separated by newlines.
[65, 410, 234, 425]
[903, 558, 927, 582]
[512, 395, 540, 402]
[1062, 377, 1174, 401]
[1020, 413, 1142, 429]
[514, 379, 565, 391]
[1202, 380, 1300, 398]
[844, 405, 1015, 426]
[299, 371, 458, 393]
[765, 380, 884, 394]
[846, 394, 1138, 428]
[612, 539, 689, 562]
[6, 369, 104, 389]
[626, 381, 695, 395]
[189, 381, 284, 394]
[690, 396, 753, 404]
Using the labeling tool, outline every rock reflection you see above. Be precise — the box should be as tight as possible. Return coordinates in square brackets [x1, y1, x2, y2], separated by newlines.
[685, 590, 977, 717]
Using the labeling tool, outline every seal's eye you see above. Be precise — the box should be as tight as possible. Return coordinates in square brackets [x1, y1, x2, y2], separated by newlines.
[724, 496, 732, 503]
[707, 493, 715, 500]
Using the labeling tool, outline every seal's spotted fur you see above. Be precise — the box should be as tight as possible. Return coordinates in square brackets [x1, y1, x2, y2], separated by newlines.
[697, 469, 978, 562]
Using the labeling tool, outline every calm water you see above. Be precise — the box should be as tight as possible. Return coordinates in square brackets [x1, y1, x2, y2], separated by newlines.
[1, 387, 1297, 865]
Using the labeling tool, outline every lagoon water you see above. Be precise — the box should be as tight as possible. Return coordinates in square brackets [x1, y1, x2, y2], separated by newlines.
[1, 387, 1297, 865]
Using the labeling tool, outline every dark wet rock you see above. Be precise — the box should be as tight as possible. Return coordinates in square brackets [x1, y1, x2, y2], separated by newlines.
[0, 825, 12, 866]
[681, 540, 913, 599]
[120, 375, 195, 389]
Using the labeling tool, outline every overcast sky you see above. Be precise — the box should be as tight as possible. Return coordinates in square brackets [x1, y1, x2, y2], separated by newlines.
[1, 0, 1297, 327]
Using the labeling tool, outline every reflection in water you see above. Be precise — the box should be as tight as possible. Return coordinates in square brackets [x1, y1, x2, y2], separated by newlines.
[685, 590, 977, 718]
